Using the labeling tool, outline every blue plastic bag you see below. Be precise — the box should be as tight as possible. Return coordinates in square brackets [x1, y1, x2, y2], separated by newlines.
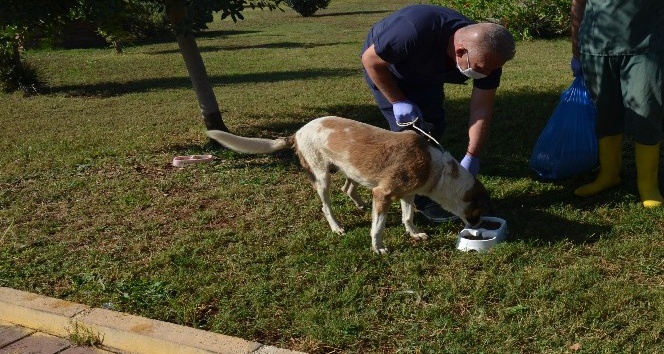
[529, 77, 598, 180]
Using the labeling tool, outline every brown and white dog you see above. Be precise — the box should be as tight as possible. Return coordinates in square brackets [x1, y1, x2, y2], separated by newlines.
[207, 116, 491, 254]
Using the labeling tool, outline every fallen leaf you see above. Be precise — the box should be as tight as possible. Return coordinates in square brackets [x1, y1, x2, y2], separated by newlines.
[570, 343, 582, 351]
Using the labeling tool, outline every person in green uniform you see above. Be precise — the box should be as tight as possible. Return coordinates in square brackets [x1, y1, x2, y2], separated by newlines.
[571, 0, 664, 207]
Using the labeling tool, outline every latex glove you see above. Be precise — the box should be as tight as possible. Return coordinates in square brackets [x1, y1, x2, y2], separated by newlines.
[393, 100, 424, 127]
[571, 57, 583, 77]
[460, 154, 480, 176]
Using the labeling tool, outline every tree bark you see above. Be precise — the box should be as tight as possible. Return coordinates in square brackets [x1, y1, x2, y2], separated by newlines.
[167, 0, 228, 132]
[113, 41, 123, 54]
[175, 33, 228, 132]
[12, 36, 21, 68]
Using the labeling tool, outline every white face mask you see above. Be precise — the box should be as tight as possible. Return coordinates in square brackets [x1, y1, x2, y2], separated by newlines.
[456, 50, 487, 80]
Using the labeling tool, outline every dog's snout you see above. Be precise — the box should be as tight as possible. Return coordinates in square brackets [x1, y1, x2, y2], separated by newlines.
[466, 215, 482, 228]
[464, 193, 491, 228]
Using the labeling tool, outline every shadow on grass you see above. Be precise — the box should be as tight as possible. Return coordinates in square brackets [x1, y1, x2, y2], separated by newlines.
[147, 41, 347, 55]
[50, 68, 359, 97]
[234, 103, 389, 134]
[314, 10, 392, 17]
[196, 29, 261, 39]
[498, 186, 614, 245]
[122, 30, 260, 51]
[211, 41, 352, 51]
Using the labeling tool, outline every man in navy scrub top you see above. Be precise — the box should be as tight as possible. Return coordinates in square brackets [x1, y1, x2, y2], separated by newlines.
[361, 4, 516, 222]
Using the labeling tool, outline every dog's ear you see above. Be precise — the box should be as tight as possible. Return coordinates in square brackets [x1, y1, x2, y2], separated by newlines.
[469, 181, 493, 215]
[463, 181, 493, 226]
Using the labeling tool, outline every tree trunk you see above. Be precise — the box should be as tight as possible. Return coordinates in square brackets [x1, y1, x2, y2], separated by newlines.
[12, 36, 21, 68]
[175, 33, 228, 132]
[167, 0, 228, 132]
[113, 41, 123, 54]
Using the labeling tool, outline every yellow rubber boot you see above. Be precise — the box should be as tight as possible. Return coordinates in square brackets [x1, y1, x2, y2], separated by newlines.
[635, 142, 663, 208]
[575, 134, 622, 197]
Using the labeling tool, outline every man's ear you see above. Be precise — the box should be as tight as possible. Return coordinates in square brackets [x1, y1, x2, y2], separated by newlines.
[454, 46, 466, 58]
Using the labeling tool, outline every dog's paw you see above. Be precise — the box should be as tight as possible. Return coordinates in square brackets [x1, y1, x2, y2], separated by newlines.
[332, 227, 345, 235]
[410, 233, 428, 241]
[372, 246, 389, 255]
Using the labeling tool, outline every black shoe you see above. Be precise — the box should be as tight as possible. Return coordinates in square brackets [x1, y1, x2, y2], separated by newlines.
[417, 202, 459, 223]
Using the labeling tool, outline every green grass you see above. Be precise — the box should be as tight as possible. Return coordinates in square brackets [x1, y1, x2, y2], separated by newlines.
[1, 0, 663, 353]
[67, 320, 105, 347]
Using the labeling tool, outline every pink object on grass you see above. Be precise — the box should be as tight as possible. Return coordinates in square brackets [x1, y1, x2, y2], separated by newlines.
[172, 155, 213, 167]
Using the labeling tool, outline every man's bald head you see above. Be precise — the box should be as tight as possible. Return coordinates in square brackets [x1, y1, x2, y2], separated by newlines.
[460, 23, 516, 64]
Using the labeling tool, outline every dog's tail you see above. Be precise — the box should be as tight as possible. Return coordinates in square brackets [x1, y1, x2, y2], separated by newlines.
[206, 130, 292, 154]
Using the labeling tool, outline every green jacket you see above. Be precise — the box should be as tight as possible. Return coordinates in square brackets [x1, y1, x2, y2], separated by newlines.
[580, 0, 664, 55]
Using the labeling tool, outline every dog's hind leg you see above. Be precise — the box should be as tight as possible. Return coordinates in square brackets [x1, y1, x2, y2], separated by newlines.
[313, 172, 345, 235]
[370, 186, 393, 254]
[341, 178, 369, 210]
[400, 196, 428, 241]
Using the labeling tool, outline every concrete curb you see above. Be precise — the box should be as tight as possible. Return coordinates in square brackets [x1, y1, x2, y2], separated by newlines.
[0, 287, 306, 354]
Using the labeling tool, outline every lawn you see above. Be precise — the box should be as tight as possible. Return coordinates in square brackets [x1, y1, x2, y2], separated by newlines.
[1, 0, 662, 353]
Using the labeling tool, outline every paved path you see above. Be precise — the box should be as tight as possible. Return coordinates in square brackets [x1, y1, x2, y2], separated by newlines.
[0, 287, 306, 354]
[1, 321, 114, 354]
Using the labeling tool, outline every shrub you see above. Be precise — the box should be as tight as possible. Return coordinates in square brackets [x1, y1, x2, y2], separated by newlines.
[93, 2, 171, 50]
[120, 2, 171, 40]
[432, 0, 571, 40]
[284, 0, 331, 17]
[0, 58, 45, 95]
[0, 26, 46, 95]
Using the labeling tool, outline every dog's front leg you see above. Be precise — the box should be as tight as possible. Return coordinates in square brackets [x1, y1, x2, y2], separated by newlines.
[341, 178, 369, 210]
[400, 196, 428, 241]
[370, 187, 392, 254]
[314, 174, 345, 234]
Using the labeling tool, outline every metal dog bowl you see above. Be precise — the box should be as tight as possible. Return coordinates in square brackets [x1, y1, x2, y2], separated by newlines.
[456, 216, 508, 252]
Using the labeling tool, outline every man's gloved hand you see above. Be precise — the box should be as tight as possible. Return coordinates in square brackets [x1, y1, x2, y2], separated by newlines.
[571, 57, 583, 77]
[393, 99, 423, 126]
[460, 154, 480, 176]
